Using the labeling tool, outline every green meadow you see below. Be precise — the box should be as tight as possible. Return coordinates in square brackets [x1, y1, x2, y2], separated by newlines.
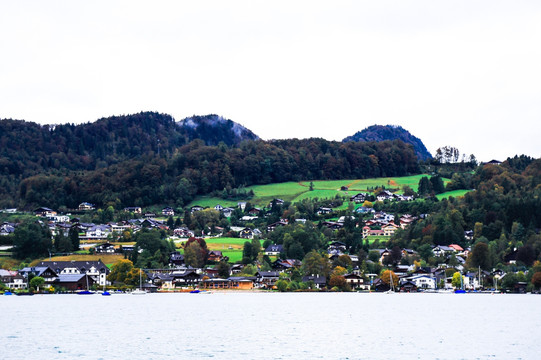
[187, 174, 454, 209]
[436, 189, 471, 200]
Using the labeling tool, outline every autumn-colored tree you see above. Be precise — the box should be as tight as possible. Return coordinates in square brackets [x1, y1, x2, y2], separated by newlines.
[185, 240, 206, 268]
[531, 272, 541, 289]
[332, 266, 347, 276]
[329, 274, 350, 291]
[301, 251, 331, 278]
[332, 255, 352, 269]
[184, 237, 208, 267]
[108, 259, 145, 286]
[380, 270, 398, 289]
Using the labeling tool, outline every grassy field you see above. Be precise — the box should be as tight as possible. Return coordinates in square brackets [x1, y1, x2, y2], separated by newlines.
[364, 236, 391, 245]
[177, 237, 264, 264]
[299, 174, 450, 193]
[35, 254, 125, 267]
[436, 189, 471, 200]
[187, 174, 454, 209]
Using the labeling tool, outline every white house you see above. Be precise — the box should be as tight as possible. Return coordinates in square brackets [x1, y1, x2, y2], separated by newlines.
[408, 275, 436, 290]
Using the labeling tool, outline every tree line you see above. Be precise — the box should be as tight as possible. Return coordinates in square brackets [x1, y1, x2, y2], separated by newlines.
[15, 137, 419, 210]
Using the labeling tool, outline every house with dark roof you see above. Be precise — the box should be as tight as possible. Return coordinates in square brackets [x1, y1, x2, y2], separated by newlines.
[19, 266, 59, 283]
[78, 202, 95, 211]
[162, 207, 175, 216]
[37, 260, 109, 286]
[55, 274, 96, 291]
[94, 242, 116, 253]
[302, 275, 327, 289]
[169, 252, 185, 266]
[343, 273, 368, 290]
[350, 193, 367, 203]
[34, 207, 57, 217]
[255, 271, 280, 289]
[0, 269, 27, 289]
[264, 244, 284, 256]
[208, 251, 224, 262]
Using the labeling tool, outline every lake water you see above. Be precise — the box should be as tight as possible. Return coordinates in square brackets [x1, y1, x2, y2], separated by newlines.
[2, 292, 540, 359]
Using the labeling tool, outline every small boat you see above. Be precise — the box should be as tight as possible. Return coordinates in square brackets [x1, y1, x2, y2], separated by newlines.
[131, 269, 146, 295]
[190, 289, 201, 294]
[102, 291, 111, 296]
[3, 291, 13, 295]
[77, 290, 95, 295]
[77, 275, 95, 294]
[16, 292, 34, 296]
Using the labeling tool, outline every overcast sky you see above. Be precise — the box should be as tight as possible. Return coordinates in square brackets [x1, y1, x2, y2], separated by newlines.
[1, 1, 540, 161]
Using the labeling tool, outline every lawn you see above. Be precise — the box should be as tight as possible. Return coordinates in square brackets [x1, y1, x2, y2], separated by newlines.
[364, 236, 391, 245]
[179, 237, 264, 264]
[436, 189, 472, 200]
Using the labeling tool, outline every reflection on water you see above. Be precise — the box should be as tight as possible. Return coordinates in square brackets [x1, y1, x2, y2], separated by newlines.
[2, 292, 541, 359]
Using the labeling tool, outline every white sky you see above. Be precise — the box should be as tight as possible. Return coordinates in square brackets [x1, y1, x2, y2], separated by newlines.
[1, 1, 540, 162]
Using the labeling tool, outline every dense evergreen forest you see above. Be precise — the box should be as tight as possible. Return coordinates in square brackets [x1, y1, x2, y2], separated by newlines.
[0, 112, 420, 209]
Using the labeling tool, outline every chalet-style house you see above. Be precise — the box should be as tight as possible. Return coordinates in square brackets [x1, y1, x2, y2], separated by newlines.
[239, 228, 255, 239]
[316, 207, 333, 215]
[169, 252, 185, 266]
[265, 244, 284, 256]
[269, 198, 285, 207]
[350, 193, 367, 203]
[191, 206, 204, 213]
[382, 224, 399, 237]
[123, 207, 142, 214]
[343, 273, 369, 290]
[355, 206, 375, 215]
[272, 259, 302, 271]
[19, 266, 59, 283]
[362, 226, 384, 238]
[174, 227, 195, 238]
[432, 245, 455, 257]
[301, 275, 327, 289]
[0, 269, 27, 289]
[78, 202, 95, 211]
[255, 271, 280, 289]
[94, 242, 116, 253]
[34, 207, 57, 217]
[267, 220, 288, 232]
[36, 260, 110, 286]
[162, 207, 175, 216]
[0, 223, 16, 236]
[208, 251, 224, 262]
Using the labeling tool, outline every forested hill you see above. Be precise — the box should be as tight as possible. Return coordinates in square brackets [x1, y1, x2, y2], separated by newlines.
[0, 112, 422, 209]
[12, 139, 418, 210]
[343, 125, 432, 161]
[177, 114, 260, 146]
[0, 112, 259, 178]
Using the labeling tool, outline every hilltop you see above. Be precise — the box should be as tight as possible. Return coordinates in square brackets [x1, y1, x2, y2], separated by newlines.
[177, 114, 259, 146]
[343, 125, 432, 161]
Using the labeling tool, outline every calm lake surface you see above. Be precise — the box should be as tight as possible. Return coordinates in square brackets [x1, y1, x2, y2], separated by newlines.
[2, 292, 540, 359]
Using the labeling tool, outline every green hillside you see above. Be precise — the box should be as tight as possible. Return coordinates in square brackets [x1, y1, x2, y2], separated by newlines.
[188, 175, 453, 208]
